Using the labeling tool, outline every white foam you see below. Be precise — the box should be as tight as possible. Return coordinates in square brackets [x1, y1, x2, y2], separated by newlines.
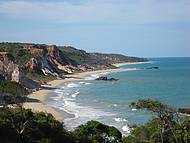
[84, 82, 91, 85]
[114, 61, 153, 67]
[48, 78, 132, 135]
[79, 82, 85, 84]
[122, 125, 130, 134]
[84, 75, 98, 80]
[71, 91, 80, 98]
[132, 108, 137, 111]
[114, 117, 127, 122]
[61, 99, 115, 130]
[67, 83, 79, 88]
[85, 72, 110, 80]
[54, 89, 64, 94]
[79, 81, 91, 85]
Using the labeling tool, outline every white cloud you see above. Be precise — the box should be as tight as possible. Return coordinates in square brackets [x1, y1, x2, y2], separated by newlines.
[0, 0, 190, 23]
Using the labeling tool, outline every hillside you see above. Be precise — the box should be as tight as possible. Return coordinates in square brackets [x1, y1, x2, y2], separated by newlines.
[60, 46, 147, 70]
[0, 42, 147, 85]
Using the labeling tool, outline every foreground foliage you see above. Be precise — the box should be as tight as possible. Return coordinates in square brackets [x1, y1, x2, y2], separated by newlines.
[0, 106, 122, 143]
[73, 120, 122, 143]
[0, 88, 190, 143]
[0, 106, 75, 143]
[123, 99, 190, 143]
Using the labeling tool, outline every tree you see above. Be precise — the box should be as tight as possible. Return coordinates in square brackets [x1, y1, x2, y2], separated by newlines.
[73, 120, 122, 143]
[0, 107, 75, 143]
[123, 99, 190, 143]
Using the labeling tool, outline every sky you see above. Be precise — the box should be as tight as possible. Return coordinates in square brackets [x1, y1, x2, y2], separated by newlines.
[0, 0, 190, 57]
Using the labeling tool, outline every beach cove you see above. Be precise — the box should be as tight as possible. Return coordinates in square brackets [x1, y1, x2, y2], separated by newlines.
[24, 58, 190, 135]
[23, 67, 127, 122]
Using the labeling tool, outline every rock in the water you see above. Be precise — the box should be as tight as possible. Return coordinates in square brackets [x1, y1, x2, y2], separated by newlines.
[146, 67, 159, 70]
[95, 76, 118, 81]
[178, 108, 190, 114]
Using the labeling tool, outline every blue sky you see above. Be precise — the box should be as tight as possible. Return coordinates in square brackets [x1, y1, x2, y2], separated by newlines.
[0, 0, 190, 57]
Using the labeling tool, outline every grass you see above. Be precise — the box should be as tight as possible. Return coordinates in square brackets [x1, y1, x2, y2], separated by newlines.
[26, 72, 56, 83]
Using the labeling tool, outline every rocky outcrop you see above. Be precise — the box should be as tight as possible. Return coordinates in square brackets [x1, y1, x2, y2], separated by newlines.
[0, 52, 14, 62]
[0, 61, 20, 81]
[95, 76, 118, 81]
[178, 108, 190, 114]
[146, 67, 159, 70]
[25, 58, 39, 72]
[25, 45, 81, 76]
[0, 74, 5, 81]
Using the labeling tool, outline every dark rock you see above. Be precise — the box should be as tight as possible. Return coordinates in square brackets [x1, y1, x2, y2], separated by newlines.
[146, 67, 159, 70]
[178, 108, 190, 114]
[0, 74, 5, 81]
[95, 76, 118, 81]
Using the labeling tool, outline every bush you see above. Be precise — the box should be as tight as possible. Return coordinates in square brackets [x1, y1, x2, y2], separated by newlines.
[0, 107, 75, 143]
[125, 99, 190, 143]
[73, 120, 122, 143]
[0, 81, 28, 105]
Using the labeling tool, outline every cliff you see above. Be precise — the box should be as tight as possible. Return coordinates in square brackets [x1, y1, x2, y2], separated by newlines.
[0, 52, 14, 62]
[60, 46, 147, 70]
[0, 42, 147, 84]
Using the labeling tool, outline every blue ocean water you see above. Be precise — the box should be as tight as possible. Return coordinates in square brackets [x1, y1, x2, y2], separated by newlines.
[46, 57, 190, 135]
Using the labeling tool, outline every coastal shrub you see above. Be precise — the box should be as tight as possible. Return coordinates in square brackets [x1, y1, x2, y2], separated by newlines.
[0, 107, 75, 143]
[26, 72, 56, 83]
[17, 50, 38, 65]
[0, 42, 22, 58]
[124, 99, 190, 143]
[0, 81, 28, 105]
[0, 100, 189, 143]
[73, 120, 122, 143]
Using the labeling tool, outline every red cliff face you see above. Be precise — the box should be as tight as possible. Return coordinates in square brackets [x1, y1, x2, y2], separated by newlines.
[22, 44, 44, 55]
[24, 45, 81, 75]
[46, 45, 65, 65]
[25, 58, 39, 71]
[0, 52, 14, 62]
[47, 45, 60, 60]
[46, 45, 75, 66]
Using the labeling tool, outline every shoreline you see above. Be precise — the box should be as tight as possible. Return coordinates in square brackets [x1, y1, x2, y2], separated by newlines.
[23, 67, 126, 122]
[113, 61, 151, 67]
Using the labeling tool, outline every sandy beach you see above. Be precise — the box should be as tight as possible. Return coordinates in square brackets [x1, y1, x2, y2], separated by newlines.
[23, 67, 125, 122]
[23, 79, 71, 122]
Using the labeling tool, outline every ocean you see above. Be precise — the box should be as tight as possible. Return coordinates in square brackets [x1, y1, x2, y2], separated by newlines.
[45, 57, 190, 135]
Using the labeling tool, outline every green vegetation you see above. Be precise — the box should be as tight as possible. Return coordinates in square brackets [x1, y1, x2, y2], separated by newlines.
[61, 46, 91, 64]
[73, 120, 122, 143]
[123, 99, 190, 143]
[0, 106, 75, 143]
[0, 106, 122, 143]
[0, 42, 40, 64]
[26, 72, 56, 83]
[0, 81, 28, 105]
[0, 84, 190, 143]
[0, 81, 27, 96]
[0, 42, 189, 142]
[17, 49, 39, 65]
[0, 42, 22, 58]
